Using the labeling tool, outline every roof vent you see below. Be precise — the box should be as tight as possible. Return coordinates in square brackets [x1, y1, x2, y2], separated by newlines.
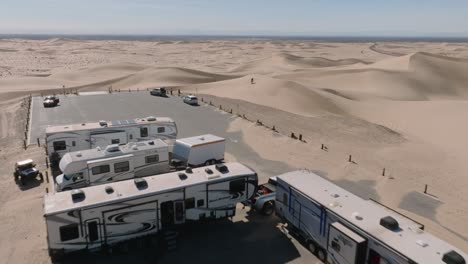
[134, 178, 148, 189]
[148, 141, 154, 145]
[352, 212, 363, 220]
[96, 146, 101, 151]
[331, 193, 340, 198]
[76, 152, 82, 157]
[105, 186, 114, 194]
[442, 251, 466, 264]
[99, 120, 107, 127]
[185, 167, 193, 173]
[416, 240, 428, 247]
[380, 216, 399, 231]
[178, 173, 188, 180]
[205, 168, 213, 174]
[215, 164, 228, 173]
[71, 189, 85, 202]
[147, 116, 156, 121]
[105, 145, 120, 152]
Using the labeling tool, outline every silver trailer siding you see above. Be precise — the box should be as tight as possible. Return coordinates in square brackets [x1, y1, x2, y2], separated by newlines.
[275, 170, 467, 264]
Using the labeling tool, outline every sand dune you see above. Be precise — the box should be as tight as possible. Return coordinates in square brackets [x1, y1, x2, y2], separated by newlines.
[183, 75, 343, 117]
[231, 52, 369, 74]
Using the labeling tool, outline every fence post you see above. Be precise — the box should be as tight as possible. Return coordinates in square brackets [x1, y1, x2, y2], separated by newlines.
[37, 138, 40, 147]
[299, 134, 303, 141]
[424, 184, 428, 194]
[23, 140, 27, 150]
[382, 168, 386, 176]
[348, 155, 352, 162]
[45, 157, 49, 169]
[46, 171, 49, 183]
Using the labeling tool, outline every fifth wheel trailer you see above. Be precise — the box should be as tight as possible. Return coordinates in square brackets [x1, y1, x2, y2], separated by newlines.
[45, 116, 177, 164]
[44, 162, 258, 259]
[275, 170, 467, 264]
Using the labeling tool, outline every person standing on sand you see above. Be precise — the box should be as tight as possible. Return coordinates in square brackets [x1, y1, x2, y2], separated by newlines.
[251, 77, 254, 84]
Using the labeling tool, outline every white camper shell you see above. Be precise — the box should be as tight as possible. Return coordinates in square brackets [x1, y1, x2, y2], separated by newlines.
[44, 162, 258, 258]
[275, 170, 467, 264]
[55, 139, 170, 191]
[172, 134, 224, 167]
[46, 116, 177, 162]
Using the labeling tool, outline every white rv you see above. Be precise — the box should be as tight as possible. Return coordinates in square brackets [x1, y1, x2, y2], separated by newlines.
[172, 134, 225, 167]
[275, 170, 467, 264]
[55, 139, 170, 191]
[44, 162, 258, 259]
[45, 116, 177, 163]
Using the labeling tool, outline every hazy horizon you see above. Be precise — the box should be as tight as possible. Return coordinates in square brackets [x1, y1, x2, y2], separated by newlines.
[1, 1, 468, 37]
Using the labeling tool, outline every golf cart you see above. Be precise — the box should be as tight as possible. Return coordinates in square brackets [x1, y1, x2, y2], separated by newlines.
[14, 159, 43, 185]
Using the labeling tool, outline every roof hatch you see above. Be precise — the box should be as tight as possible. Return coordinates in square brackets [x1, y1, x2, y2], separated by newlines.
[71, 189, 85, 202]
[380, 216, 399, 231]
[134, 178, 148, 189]
[442, 251, 466, 264]
[215, 164, 228, 173]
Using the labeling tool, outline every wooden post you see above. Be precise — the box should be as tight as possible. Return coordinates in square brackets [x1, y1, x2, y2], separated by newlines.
[37, 138, 40, 147]
[348, 155, 352, 162]
[23, 140, 26, 150]
[46, 187, 49, 194]
[291, 132, 296, 139]
[219, 105, 222, 110]
[272, 125, 276, 131]
[299, 134, 303, 141]
[129, 88, 131, 92]
[382, 168, 386, 176]
[230, 109, 232, 114]
[45, 157, 49, 169]
[46, 171, 49, 183]
[424, 184, 428, 194]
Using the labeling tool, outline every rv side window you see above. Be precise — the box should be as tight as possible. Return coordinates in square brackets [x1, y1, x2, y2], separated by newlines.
[185, 198, 195, 209]
[229, 179, 245, 194]
[145, 155, 159, 164]
[91, 165, 110, 175]
[197, 199, 204, 207]
[60, 224, 79, 241]
[72, 141, 76, 147]
[129, 134, 133, 140]
[114, 161, 130, 173]
[283, 193, 288, 206]
[53, 141, 67, 151]
[87, 221, 99, 242]
[111, 139, 120, 144]
[157, 127, 165, 133]
[140, 127, 148, 137]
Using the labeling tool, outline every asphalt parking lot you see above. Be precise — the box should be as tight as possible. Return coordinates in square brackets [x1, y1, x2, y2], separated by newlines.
[30, 92, 296, 180]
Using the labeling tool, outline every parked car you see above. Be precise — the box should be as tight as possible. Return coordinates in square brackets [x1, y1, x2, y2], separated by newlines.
[183, 95, 198, 105]
[243, 176, 277, 215]
[43, 95, 59, 107]
[150, 87, 167, 97]
[14, 159, 43, 185]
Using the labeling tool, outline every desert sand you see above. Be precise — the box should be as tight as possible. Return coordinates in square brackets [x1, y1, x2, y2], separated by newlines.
[0, 38, 468, 263]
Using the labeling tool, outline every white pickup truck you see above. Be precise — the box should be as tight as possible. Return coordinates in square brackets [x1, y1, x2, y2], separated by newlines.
[244, 176, 277, 215]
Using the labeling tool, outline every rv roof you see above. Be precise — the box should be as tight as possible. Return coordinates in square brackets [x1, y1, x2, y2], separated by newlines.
[45, 116, 174, 134]
[44, 162, 254, 216]
[60, 139, 168, 168]
[175, 134, 224, 147]
[277, 171, 467, 264]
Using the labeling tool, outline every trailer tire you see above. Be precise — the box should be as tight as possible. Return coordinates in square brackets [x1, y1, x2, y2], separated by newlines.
[62, 187, 72, 191]
[20, 178, 26, 186]
[261, 201, 275, 215]
[307, 241, 317, 255]
[317, 248, 326, 262]
[39, 173, 44, 181]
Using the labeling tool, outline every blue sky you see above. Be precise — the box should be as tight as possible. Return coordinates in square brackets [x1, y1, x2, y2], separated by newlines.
[0, 0, 467, 36]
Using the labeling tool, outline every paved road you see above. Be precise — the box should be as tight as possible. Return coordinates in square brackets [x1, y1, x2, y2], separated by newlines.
[30, 92, 296, 180]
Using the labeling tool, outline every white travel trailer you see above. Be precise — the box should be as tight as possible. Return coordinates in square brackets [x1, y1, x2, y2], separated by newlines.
[172, 134, 225, 167]
[275, 170, 467, 264]
[44, 162, 258, 259]
[55, 139, 170, 191]
[45, 116, 177, 163]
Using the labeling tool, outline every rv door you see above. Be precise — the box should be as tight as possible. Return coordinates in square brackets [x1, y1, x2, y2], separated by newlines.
[327, 222, 367, 264]
[84, 218, 102, 249]
[174, 201, 185, 224]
